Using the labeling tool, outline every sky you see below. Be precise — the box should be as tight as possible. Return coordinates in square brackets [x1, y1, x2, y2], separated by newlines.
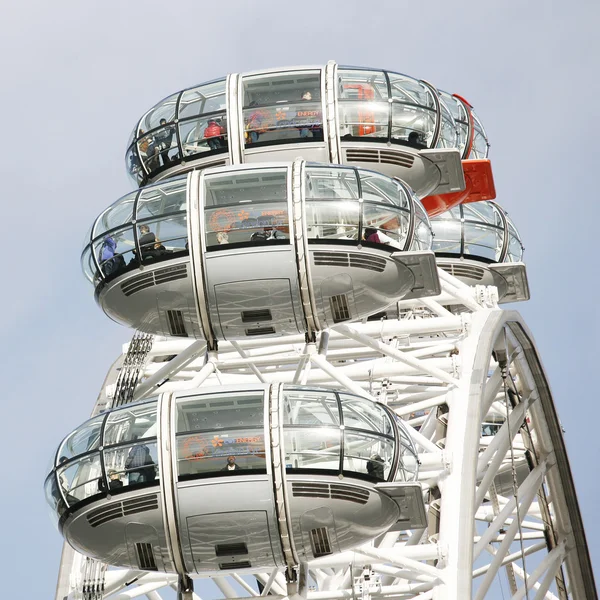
[1, 1, 598, 597]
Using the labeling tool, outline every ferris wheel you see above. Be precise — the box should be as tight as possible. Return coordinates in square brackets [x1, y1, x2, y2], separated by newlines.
[48, 62, 596, 600]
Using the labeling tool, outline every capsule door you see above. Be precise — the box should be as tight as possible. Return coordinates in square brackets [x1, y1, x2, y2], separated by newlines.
[198, 166, 305, 340]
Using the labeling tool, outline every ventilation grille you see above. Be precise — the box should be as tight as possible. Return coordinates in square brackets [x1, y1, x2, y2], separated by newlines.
[314, 251, 386, 273]
[292, 482, 369, 505]
[439, 263, 485, 281]
[121, 264, 188, 297]
[166, 309, 188, 337]
[135, 542, 158, 571]
[310, 527, 333, 557]
[241, 309, 272, 323]
[346, 148, 415, 169]
[245, 326, 276, 336]
[87, 494, 159, 528]
[219, 561, 251, 570]
[329, 294, 350, 323]
[215, 543, 248, 557]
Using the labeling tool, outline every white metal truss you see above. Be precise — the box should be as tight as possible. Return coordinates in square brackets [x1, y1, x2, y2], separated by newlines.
[55, 269, 596, 600]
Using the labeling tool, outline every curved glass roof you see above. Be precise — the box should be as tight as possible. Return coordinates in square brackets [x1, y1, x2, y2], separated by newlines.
[430, 201, 524, 263]
[124, 63, 486, 186]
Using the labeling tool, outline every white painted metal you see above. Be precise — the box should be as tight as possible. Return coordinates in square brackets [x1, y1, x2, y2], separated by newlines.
[55, 270, 595, 600]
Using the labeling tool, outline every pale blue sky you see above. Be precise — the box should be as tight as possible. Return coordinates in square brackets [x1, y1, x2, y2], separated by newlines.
[1, 1, 598, 596]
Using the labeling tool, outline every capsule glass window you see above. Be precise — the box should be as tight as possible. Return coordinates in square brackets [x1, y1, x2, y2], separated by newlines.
[103, 400, 158, 447]
[92, 190, 137, 239]
[283, 389, 340, 426]
[56, 452, 102, 505]
[242, 71, 323, 146]
[103, 441, 159, 489]
[204, 168, 289, 248]
[431, 206, 462, 254]
[283, 428, 341, 471]
[57, 415, 104, 463]
[136, 177, 187, 220]
[94, 225, 136, 279]
[343, 431, 394, 481]
[337, 69, 389, 142]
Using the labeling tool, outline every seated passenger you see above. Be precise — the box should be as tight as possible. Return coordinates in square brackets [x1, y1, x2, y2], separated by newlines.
[366, 454, 385, 481]
[138, 224, 166, 261]
[98, 470, 124, 492]
[407, 131, 426, 149]
[250, 227, 286, 242]
[204, 119, 225, 151]
[221, 455, 242, 472]
[216, 231, 229, 244]
[297, 91, 323, 141]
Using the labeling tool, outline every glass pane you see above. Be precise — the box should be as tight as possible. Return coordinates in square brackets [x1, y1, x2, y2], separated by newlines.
[103, 442, 159, 489]
[338, 69, 388, 101]
[507, 221, 523, 262]
[359, 171, 409, 207]
[304, 201, 359, 241]
[463, 201, 502, 225]
[179, 80, 227, 119]
[81, 246, 95, 283]
[284, 428, 340, 470]
[343, 432, 394, 481]
[204, 169, 287, 207]
[137, 215, 189, 258]
[305, 166, 358, 200]
[388, 73, 434, 108]
[141, 124, 179, 172]
[56, 452, 102, 505]
[177, 429, 266, 477]
[205, 201, 288, 247]
[242, 71, 323, 146]
[463, 223, 502, 260]
[283, 389, 339, 426]
[362, 204, 408, 249]
[339, 394, 393, 436]
[338, 102, 388, 140]
[136, 178, 187, 220]
[44, 474, 62, 513]
[432, 215, 462, 254]
[57, 415, 104, 462]
[411, 201, 433, 251]
[470, 112, 489, 158]
[391, 104, 434, 148]
[436, 102, 458, 149]
[103, 400, 158, 446]
[138, 93, 179, 132]
[126, 144, 145, 185]
[180, 114, 228, 157]
[176, 391, 265, 433]
[94, 226, 135, 278]
[93, 191, 137, 238]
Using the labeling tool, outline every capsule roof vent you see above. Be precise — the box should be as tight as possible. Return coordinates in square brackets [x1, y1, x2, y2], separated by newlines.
[329, 294, 350, 323]
[241, 309, 272, 323]
[245, 326, 276, 336]
[314, 251, 386, 273]
[215, 542, 249, 557]
[166, 309, 188, 337]
[219, 561, 252, 570]
[439, 263, 485, 281]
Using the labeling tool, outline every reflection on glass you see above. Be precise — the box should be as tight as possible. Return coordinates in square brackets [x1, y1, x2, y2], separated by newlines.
[93, 191, 137, 239]
[339, 394, 393, 435]
[57, 416, 104, 463]
[362, 204, 408, 249]
[305, 201, 359, 241]
[359, 171, 409, 207]
[136, 178, 187, 220]
[284, 428, 341, 470]
[242, 72, 323, 146]
[177, 430, 266, 477]
[103, 401, 158, 446]
[103, 442, 158, 489]
[56, 453, 102, 505]
[343, 432, 394, 480]
[139, 93, 179, 132]
[470, 112, 489, 159]
[180, 116, 228, 157]
[305, 166, 358, 200]
[411, 201, 433, 251]
[506, 220, 524, 262]
[283, 390, 340, 425]
[179, 80, 227, 119]
[176, 392, 265, 433]
[94, 227, 135, 279]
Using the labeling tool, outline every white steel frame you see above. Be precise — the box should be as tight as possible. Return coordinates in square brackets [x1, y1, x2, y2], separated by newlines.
[54, 269, 595, 600]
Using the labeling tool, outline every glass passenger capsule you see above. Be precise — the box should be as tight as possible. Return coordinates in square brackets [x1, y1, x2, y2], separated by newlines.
[124, 62, 470, 199]
[431, 201, 529, 302]
[45, 384, 424, 573]
[82, 162, 440, 341]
